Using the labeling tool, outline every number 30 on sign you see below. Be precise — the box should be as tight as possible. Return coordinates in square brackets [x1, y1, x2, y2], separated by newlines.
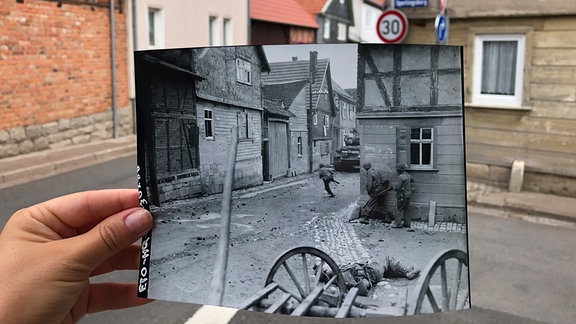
[376, 9, 409, 44]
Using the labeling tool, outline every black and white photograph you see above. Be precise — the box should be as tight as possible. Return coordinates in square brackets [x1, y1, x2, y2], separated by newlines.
[134, 43, 469, 318]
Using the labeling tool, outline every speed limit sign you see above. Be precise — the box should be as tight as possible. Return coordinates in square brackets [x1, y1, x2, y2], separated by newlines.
[376, 9, 408, 44]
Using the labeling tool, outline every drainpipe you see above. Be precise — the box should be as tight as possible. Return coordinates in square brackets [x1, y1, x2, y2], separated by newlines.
[110, 0, 119, 138]
[131, 0, 138, 134]
[247, 0, 251, 44]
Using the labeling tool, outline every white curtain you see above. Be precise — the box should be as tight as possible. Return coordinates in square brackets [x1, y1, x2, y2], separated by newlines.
[481, 41, 518, 95]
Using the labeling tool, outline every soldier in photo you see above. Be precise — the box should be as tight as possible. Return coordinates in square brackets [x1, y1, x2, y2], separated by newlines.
[319, 163, 339, 197]
[317, 256, 420, 297]
[392, 163, 414, 228]
[359, 162, 392, 224]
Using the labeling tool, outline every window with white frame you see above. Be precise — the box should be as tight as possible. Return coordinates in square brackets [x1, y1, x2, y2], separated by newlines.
[337, 23, 347, 41]
[148, 7, 164, 48]
[410, 127, 433, 169]
[313, 112, 318, 125]
[323, 115, 329, 136]
[223, 18, 232, 45]
[204, 109, 214, 139]
[209, 16, 218, 46]
[236, 58, 251, 85]
[297, 136, 303, 156]
[473, 34, 526, 107]
[323, 19, 331, 39]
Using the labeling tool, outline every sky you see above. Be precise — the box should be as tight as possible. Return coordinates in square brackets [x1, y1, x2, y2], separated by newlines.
[263, 44, 358, 89]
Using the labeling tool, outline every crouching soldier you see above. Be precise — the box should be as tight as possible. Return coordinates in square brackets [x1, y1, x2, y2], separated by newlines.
[359, 162, 392, 224]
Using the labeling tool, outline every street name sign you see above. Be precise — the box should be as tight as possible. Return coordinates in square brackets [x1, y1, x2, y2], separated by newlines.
[394, 0, 429, 8]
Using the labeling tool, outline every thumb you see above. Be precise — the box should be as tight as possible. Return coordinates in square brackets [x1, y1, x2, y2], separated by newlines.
[70, 208, 153, 272]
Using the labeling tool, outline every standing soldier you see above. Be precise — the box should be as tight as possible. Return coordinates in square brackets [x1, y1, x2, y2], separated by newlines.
[319, 163, 338, 197]
[392, 163, 413, 228]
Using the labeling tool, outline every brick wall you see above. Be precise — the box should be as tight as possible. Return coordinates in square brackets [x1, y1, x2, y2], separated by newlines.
[0, 0, 131, 158]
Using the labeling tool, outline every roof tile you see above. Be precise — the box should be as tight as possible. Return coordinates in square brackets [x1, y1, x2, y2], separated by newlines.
[251, 0, 319, 28]
[294, 0, 329, 14]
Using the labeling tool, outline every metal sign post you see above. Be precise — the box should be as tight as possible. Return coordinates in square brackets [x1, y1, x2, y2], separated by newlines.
[436, 0, 448, 44]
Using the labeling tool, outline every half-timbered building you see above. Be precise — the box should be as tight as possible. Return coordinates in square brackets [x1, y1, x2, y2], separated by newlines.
[356, 44, 466, 223]
[402, 0, 576, 197]
[135, 46, 269, 205]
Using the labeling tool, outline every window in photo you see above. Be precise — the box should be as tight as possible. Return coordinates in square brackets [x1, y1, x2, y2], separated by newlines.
[410, 127, 433, 169]
[236, 58, 252, 85]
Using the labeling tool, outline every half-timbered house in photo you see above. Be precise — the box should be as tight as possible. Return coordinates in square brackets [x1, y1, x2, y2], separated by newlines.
[356, 44, 466, 223]
[135, 46, 269, 205]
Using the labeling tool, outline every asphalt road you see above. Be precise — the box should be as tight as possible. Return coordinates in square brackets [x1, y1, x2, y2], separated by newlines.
[2, 155, 573, 323]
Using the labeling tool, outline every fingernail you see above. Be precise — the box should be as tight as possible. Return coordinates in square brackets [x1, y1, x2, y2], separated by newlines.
[124, 209, 152, 235]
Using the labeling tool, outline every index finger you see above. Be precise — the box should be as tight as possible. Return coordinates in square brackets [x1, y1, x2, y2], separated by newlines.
[37, 189, 141, 233]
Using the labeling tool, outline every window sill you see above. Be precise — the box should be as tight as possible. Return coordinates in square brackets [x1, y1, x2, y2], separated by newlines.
[408, 168, 438, 173]
[465, 102, 533, 111]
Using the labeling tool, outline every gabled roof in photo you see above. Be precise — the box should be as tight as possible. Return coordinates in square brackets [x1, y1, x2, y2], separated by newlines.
[263, 58, 330, 110]
[263, 79, 309, 110]
[294, 0, 329, 14]
[332, 80, 354, 101]
[262, 97, 298, 119]
[251, 0, 319, 28]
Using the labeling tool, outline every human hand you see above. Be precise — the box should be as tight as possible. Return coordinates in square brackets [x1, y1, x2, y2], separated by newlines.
[0, 189, 154, 324]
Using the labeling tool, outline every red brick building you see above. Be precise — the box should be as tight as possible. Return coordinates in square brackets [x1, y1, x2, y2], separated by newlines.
[0, 0, 132, 158]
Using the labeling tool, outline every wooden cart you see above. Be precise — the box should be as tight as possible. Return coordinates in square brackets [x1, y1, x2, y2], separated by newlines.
[240, 246, 469, 318]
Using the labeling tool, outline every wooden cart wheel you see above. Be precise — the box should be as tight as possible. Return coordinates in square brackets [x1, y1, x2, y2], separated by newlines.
[259, 246, 348, 315]
[408, 249, 469, 315]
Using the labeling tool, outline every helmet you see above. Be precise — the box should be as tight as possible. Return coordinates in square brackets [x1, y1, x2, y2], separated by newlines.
[396, 163, 407, 172]
[362, 162, 372, 170]
[319, 163, 325, 168]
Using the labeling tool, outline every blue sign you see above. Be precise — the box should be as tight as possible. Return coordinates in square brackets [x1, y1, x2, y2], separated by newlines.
[435, 15, 447, 42]
[394, 0, 429, 8]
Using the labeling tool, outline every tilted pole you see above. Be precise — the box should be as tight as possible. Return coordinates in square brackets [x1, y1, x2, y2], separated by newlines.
[209, 127, 239, 305]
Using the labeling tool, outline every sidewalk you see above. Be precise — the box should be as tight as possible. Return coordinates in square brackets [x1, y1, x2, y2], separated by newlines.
[0, 135, 136, 189]
[1, 136, 575, 227]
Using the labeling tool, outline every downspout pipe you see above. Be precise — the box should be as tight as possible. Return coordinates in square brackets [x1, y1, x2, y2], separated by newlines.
[131, 0, 138, 134]
[110, 0, 119, 138]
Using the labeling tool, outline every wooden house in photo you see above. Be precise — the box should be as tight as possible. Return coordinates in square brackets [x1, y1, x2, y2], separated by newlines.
[356, 44, 466, 223]
[135, 46, 269, 205]
[261, 98, 296, 181]
[332, 80, 357, 149]
[402, 0, 576, 197]
[263, 52, 337, 174]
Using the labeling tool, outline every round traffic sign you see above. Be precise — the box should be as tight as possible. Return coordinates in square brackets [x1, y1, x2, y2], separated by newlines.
[376, 9, 408, 44]
[435, 14, 447, 42]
